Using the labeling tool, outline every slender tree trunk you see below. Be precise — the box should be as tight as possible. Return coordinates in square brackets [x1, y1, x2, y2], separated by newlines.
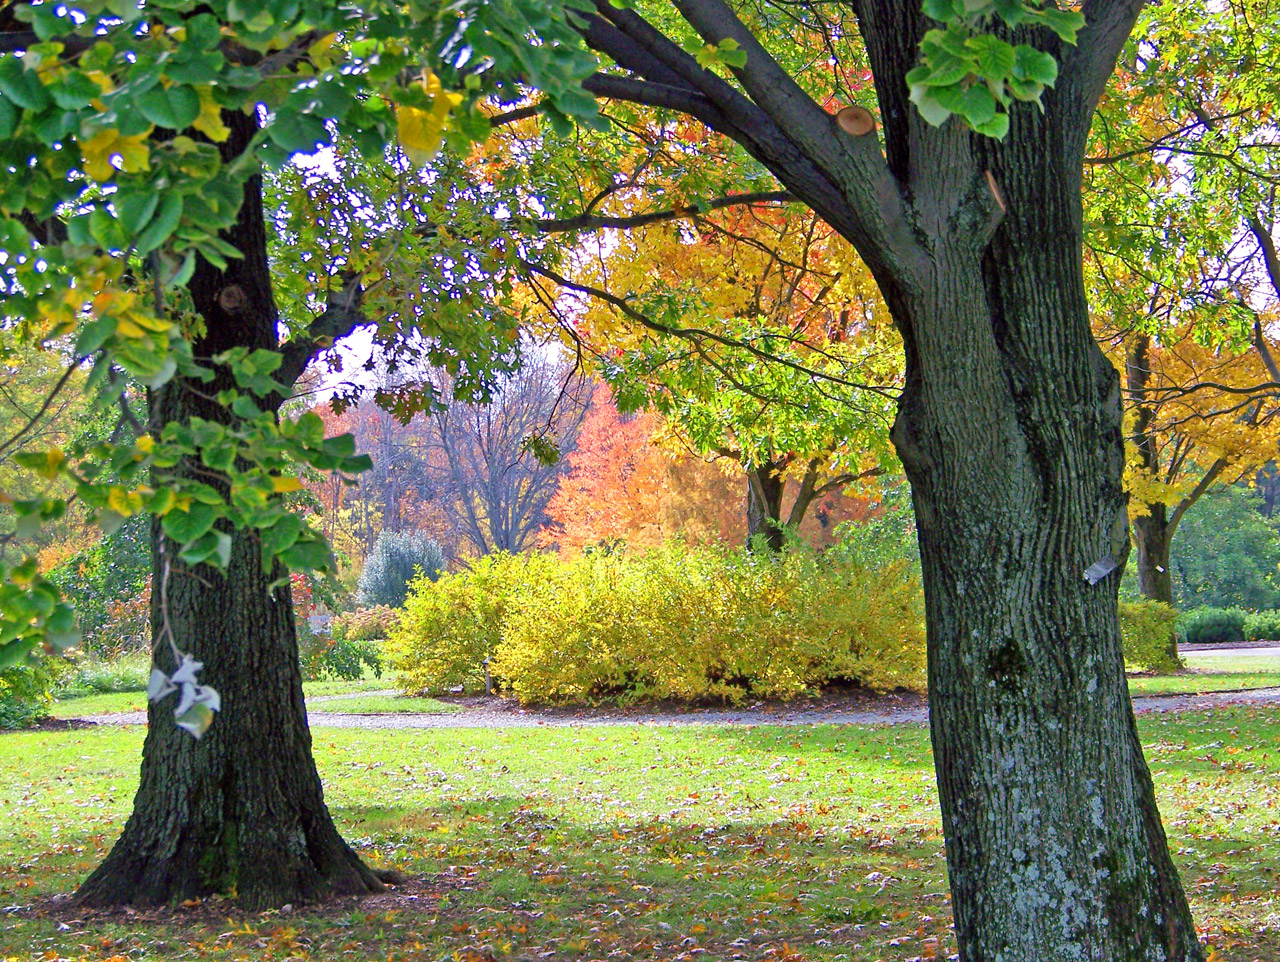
[1127, 333, 1180, 664]
[746, 464, 785, 551]
[1133, 505, 1177, 605]
[76, 111, 387, 909]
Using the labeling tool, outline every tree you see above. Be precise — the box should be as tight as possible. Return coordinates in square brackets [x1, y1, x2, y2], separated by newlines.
[485, 1, 1208, 957]
[0, 0, 598, 909]
[550, 199, 899, 551]
[1081, 0, 1280, 631]
[1169, 484, 1280, 610]
[540, 382, 747, 551]
[424, 353, 590, 555]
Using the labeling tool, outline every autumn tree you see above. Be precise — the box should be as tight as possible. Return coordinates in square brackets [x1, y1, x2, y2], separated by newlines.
[1083, 0, 1280, 627]
[541, 196, 899, 551]
[540, 382, 746, 551]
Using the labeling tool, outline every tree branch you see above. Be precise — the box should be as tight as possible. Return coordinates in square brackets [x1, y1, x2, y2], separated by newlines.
[279, 274, 368, 387]
[531, 190, 795, 233]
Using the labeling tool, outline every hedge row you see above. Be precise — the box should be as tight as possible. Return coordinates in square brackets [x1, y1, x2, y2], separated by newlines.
[1176, 606, 1280, 646]
[387, 543, 927, 705]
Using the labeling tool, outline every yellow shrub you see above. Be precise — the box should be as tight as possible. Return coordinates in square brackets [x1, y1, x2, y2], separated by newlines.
[1118, 599, 1181, 673]
[391, 541, 925, 704]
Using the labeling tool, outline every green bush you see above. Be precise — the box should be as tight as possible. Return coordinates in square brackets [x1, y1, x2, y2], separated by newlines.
[1118, 600, 1180, 673]
[56, 650, 150, 697]
[1243, 609, 1280, 642]
[332, 606, 400, 642]
[356, 531, 445, 608]
[299, 633, 383, 681]
[0, 658, 69, 729]
[387, 551, 561, 694]
[1177, 606, 1247, 645]
[389, 542, 926, 704]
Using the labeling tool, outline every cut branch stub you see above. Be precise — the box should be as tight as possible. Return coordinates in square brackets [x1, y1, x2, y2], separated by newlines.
[835, 106, 876, 137]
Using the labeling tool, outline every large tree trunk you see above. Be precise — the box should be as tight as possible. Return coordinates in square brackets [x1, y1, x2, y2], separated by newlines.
[879, 109, 1201, 962]
[76, 111, 386, 910]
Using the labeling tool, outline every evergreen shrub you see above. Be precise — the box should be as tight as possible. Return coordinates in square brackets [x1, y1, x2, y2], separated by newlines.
[388, 542, 925, 704]
[1117, 600, 1180, 673]
[356, 531, 444, 608]
[1177, 606, 1247, 645]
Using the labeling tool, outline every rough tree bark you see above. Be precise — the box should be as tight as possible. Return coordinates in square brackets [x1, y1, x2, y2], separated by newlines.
[581, 0, 1201, 958]
[76, 112, 389, 910]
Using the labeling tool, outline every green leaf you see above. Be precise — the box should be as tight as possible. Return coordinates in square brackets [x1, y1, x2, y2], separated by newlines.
[908, 82, 955, 127]
[116, 191, 161, 236]
[162, 502, 216, 542]
[1035, 7, 1086, 44]
[966, 34, 1016, 82]
[0, 92, 17, 139]
[136, 84, 201, 130]
[922, 0, 965, 22]
[134, 193, 184, 254]
[1013, 45, 1059, 86]
[972, 112, 1010, 139]
[0, 57, 52, 111]
[280, 539, 333, 571]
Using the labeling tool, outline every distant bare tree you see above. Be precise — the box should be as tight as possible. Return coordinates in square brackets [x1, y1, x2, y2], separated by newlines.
[426, 353, 590, 554]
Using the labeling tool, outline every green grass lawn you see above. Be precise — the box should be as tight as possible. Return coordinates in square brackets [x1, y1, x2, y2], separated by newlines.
[1128, 651, 1280, 697]
[311, 693, 457, 714]
[1, 709, 1278, 961]
[50, 677, 397, 718]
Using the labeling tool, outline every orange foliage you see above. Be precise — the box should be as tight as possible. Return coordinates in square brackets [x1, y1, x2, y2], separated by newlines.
[542, 385, 871, 553]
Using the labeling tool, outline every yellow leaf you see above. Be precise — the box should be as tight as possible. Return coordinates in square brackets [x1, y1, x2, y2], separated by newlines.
[191, 86, 230, 143]
[80, 126, 154, 182]
[271, 476, 304, 493]
[396, 72, 463, 165]
[309, 32, 338, 70]
[106, 486, 143, 518]
[36, 448, 65, 480]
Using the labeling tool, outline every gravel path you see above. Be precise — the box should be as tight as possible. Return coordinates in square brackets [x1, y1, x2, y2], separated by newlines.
[77, 686, 1280, 730]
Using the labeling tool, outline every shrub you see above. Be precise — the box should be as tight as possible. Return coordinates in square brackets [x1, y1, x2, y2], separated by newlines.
[1177, 606, 1247, 645]
[387, 552, 561, 694]
[332, 606, 400, 642]
[357, 531, 445, 608]
[1118, 600, 1180, 673]
[299, 633, 382, 681]
[0, 658, 70, 729]
[1243, 609, 1280, 643]
[389, 542, 926, 704]
[57, 650, 150, 697]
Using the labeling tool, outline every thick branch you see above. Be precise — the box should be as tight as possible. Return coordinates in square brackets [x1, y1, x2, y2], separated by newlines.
[279, 274, 368, 387]
[1060, 0, 1148, 145]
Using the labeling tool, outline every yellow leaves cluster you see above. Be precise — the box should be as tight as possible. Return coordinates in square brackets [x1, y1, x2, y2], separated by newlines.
[396, 71, 463, 165]
[80, 126, 153, 182]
